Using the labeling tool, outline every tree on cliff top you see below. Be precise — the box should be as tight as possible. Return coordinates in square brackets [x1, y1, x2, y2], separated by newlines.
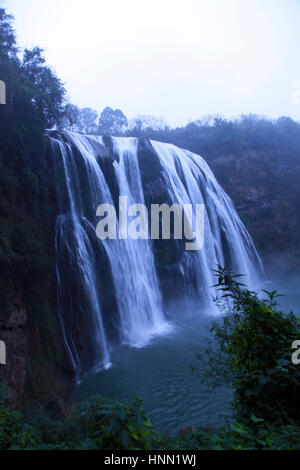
[0, 8, 18, 63]
[0, 8, 67, 131]
[98, 106, 128, 135]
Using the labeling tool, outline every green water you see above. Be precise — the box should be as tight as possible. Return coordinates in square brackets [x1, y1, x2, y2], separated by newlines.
[74, 314, 233, 434]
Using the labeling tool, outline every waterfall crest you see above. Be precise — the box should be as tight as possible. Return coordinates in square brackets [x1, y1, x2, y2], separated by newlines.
[49, 131, 264, 375]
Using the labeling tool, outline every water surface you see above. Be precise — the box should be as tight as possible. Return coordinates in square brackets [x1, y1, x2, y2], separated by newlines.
[75, 314, 233, 434]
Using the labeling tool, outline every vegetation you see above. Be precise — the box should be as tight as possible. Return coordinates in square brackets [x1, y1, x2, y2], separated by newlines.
[201, 267, 300, 423]
[0, 387, 159, 450]
[0, 6, 67, 290]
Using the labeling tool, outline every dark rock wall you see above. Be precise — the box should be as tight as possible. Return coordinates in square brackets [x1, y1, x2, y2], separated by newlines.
[0, 136, 73, 409]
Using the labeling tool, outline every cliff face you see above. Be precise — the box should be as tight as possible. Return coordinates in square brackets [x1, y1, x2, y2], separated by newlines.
[0, 135, 73, 410]
[0, 299, 27, 406]
[205, 148, 300, 271]
[0, 284, 72, 412]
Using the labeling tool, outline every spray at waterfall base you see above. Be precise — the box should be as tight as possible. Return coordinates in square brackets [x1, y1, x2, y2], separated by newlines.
[96, 197, 205, 251]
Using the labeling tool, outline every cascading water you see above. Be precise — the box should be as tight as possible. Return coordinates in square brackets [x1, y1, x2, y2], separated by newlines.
[49, 131, 264, 377]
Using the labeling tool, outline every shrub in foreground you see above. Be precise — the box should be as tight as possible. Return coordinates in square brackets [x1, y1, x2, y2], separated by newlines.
[202, 266, 300, 426]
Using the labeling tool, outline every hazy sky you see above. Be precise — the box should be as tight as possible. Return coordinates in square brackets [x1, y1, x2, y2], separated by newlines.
[2, 0, 300, 126]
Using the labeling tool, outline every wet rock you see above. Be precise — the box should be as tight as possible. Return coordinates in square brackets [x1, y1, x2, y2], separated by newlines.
[0, 299, 28, 407]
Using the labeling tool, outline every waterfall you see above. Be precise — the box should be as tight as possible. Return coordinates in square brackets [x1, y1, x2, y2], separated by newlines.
[49, 131, 264, 376]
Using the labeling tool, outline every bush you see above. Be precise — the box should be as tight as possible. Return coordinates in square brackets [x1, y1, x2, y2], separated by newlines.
[202, 266, 300, 425]
[163, 420, 300, 450]
[68, 395, 158, 450]
[0, 387, 42, 450]
[0, 388, 159, 450]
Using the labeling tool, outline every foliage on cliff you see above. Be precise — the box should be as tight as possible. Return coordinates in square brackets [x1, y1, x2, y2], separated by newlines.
[0, 7, 67, 305]
[0, 8, 72, 403]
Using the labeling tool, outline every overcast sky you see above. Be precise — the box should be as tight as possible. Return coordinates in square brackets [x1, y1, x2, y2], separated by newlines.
[2, 0, 300, 126]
